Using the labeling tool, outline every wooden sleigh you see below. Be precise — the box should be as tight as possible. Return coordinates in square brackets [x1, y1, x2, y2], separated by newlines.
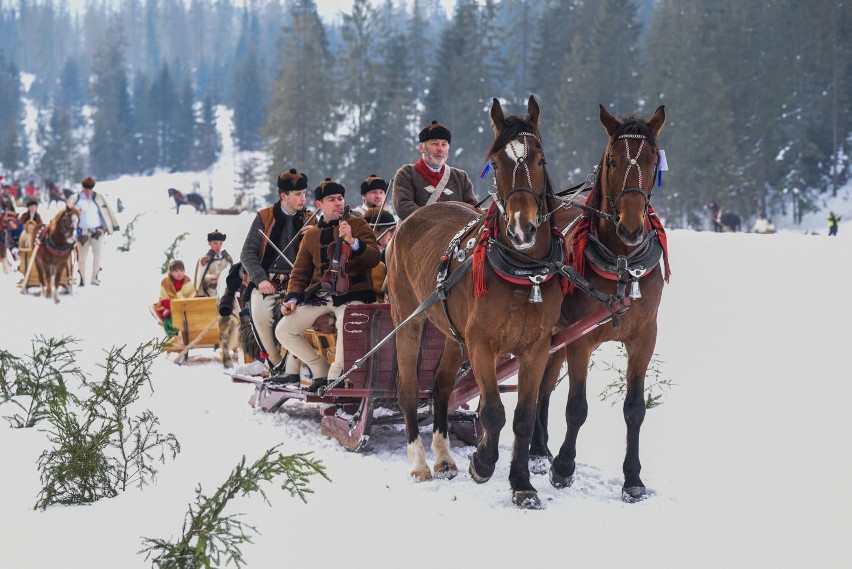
[153, 297, 240, 365]
[229, 298, 629, 452]
[19, 246, 74, 294]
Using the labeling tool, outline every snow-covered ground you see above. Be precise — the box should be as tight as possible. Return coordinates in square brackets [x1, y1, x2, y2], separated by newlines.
[2, 129, 851, 567]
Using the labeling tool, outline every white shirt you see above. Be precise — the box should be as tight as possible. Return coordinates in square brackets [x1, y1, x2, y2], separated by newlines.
[77, 193, 104, 230]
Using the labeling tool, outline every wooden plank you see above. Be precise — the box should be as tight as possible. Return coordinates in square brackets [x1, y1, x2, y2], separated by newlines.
[170, 297, 220, 347]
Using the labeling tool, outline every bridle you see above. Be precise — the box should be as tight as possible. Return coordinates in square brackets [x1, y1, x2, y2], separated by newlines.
[602, 133, 658, 224]
[488, 131, 551, 229]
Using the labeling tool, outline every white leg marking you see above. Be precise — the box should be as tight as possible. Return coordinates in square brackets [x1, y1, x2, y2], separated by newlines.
[407, 437, 431, 481]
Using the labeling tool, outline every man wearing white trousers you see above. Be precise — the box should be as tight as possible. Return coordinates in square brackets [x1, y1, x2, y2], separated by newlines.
[67, 177, 119, 286]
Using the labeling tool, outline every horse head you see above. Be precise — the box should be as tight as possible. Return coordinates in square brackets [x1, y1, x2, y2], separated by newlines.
[598, 104, 665, 247]
[50, 206, 80, 244]
[168, 188, 178, 198]
[487, 96, 550, 252]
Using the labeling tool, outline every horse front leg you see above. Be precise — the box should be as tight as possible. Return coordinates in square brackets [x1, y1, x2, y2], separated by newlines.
[467, 345, 505, 485]
[530, 346, 567, 474]
[550, 342, 594, 489]
[394, 316, 431, 481]
[508, 341, 550, 509]
[430, 338, 463, 479]
[621, 336, 656, 502]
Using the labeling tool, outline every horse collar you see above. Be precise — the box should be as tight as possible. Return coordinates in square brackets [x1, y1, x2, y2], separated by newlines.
[584, 228, 663, 286]
[485, 235, 564, 287]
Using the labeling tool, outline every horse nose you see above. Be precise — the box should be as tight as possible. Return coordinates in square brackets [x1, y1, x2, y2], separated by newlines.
[616, 224, 643, 246]
[508, 222, 537, 247]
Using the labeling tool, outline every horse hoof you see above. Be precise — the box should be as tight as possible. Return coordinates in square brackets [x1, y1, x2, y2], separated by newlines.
[409, 468, 432, 482]
[433, 460, 458, 480]
[512, 490, 543, 510]
[467, 454, 492, 484]
[548, 467, 574, 489]
[621, 486, 646, 503]
[529, 455, 552, 476]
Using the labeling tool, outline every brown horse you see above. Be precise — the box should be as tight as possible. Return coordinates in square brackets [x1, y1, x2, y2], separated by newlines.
[531, 104, 668, 502]
[387, 96, 566, 509]
[35, 206, 79, 303]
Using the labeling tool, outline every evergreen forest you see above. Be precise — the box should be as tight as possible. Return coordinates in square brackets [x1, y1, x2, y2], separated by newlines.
[0, 0, 850, 228]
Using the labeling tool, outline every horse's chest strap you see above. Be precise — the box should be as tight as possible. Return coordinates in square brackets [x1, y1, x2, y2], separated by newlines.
[485, 237, 564, 286]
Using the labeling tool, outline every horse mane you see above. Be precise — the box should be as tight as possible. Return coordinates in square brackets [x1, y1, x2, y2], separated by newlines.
[486, 115, 541, 160]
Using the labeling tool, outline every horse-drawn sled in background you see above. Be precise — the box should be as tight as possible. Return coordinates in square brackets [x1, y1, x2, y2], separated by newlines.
[228, 98, 669, 508]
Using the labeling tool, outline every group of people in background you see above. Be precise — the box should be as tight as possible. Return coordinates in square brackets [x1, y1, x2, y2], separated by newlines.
[1, 176, 120, 287]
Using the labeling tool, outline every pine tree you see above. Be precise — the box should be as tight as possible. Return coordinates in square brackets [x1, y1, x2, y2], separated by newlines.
[167, 70, 195, 172]
[0, 52, 23, 174]
[89, 17, 135, 179]
[232, 46, 266, 152]
[38, 106, 79, 186]
[640, 0, 738, 228]
[422, 0, 496, 184]
[367, 2, 418, 191]
[190, 93, 221, 171]
[338, 0, 380, 188]
[262, 0, 337, 185]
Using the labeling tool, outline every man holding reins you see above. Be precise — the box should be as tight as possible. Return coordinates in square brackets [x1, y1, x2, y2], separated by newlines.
[391, 120, 478, 221]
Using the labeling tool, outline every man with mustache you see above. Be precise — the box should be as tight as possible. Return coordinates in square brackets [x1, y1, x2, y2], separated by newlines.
[391, 120, 478, 221]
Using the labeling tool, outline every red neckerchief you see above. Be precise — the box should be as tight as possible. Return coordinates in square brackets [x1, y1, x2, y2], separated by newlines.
[172, 277, 185, 293]
[413, 157, 444, 188]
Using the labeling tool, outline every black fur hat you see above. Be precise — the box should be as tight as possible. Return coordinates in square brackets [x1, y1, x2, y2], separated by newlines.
[207, 229, 226, 242]
[364, 207, 396, 229]
[277, 168, 308, 193]
[419, 120, 452, 143]
[360, 174, 388, 196]
[81, 177, 96, 188]
[314, 178, 345, 201]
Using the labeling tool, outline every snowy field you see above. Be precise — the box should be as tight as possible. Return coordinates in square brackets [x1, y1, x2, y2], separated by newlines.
[2, 161, 852, 568]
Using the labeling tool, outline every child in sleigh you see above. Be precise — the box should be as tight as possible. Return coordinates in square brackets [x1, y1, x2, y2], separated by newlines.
[153, 260, 197, 345]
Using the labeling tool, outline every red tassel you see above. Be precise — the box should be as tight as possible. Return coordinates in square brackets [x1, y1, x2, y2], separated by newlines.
[566, 216, 592, 293]
[648, 207, 671, 282]
[472, 204, 496, 297]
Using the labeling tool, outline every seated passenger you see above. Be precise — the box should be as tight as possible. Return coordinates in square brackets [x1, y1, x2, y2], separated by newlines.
[363, 206, 397, 302]
[17, 219, 38, 282]
[154, 260, 197, 342]
[19, 198, 43, 226]
[275, 179, 381, 392]
[3, 213, 23, 259]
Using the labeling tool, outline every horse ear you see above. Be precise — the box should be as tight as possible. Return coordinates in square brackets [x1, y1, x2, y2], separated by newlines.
[490, 97, 505, 133]
[599, 104, 620, 137]
[526, 95, 540, 127]
[648, 105, 666, 136]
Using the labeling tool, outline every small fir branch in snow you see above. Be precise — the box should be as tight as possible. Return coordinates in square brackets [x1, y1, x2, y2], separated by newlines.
[595, 345, 675, 409]
[117, 212, 144, 252]
[161, 232, 190, 274]
[34, 339, 180, 509]
[140, 447, 328, 569]
[0, 336, 81, 428]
